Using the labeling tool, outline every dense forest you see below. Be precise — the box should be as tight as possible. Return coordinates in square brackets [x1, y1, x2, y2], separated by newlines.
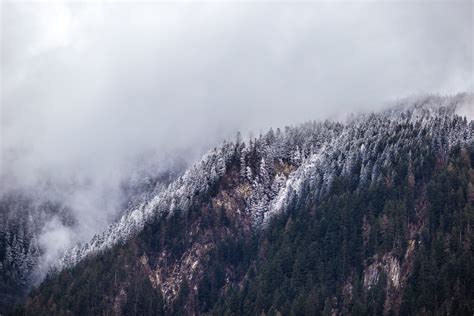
[6, 97, 474, 315]
[15, 143, 474, 315]
[211, 144, 474, 315]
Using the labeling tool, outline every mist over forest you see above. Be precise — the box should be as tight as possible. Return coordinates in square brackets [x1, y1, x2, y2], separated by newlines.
[0, 2, 472, 314]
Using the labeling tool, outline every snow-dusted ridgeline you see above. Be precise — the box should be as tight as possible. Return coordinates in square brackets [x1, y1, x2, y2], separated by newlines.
[57, 94, 473, 271]
[267, 95, 472, 223]
[56, 146, 234, 270]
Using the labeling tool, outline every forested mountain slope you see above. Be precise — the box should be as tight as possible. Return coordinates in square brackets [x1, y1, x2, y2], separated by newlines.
[14, 94, 474, 315]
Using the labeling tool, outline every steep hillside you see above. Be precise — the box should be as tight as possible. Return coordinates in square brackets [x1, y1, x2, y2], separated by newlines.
[13, 95, 474, 315]
[211, 144, 474, 315]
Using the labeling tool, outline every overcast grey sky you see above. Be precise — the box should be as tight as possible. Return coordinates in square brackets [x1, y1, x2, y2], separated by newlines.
[2, 1, 472, 180]
[0, 1, 472, 256]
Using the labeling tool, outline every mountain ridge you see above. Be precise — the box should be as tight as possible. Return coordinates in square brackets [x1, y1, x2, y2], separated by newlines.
[56, 94, 472, 273]
[6, 93, 474, 315]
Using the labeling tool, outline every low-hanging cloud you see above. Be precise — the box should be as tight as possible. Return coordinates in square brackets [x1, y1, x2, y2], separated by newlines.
[1, 1, 472, 264]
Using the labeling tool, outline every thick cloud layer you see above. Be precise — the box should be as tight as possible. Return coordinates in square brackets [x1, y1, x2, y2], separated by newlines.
[1, 1, 472, 262]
